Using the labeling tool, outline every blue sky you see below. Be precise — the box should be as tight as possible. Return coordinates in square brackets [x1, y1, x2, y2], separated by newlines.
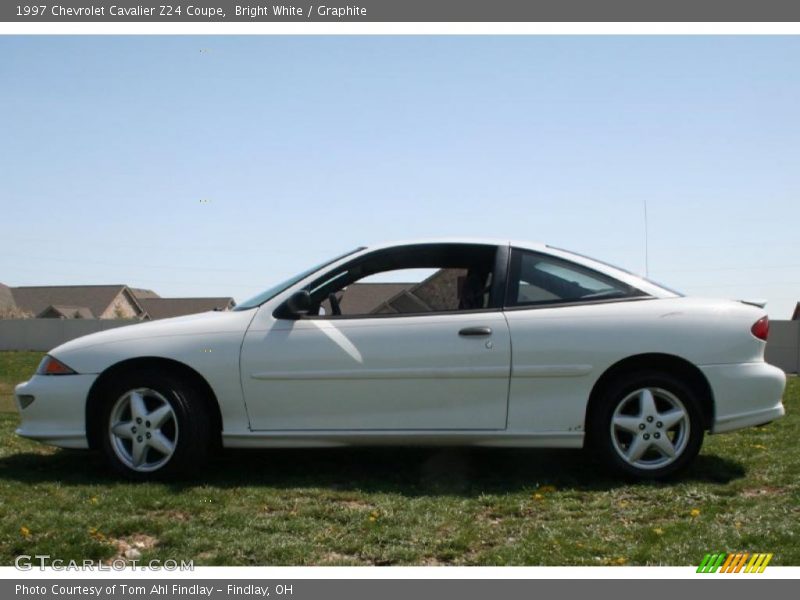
[1, 36, 798, 317]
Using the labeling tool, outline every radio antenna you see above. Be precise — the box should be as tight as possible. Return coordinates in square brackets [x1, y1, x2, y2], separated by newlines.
[644, 199, 650, 277]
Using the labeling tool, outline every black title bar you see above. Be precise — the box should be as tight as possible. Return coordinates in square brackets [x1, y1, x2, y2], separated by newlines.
[5, 0, 800, 22]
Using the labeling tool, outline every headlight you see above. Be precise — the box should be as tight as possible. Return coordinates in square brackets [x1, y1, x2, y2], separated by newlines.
[36, 355, 77, 376]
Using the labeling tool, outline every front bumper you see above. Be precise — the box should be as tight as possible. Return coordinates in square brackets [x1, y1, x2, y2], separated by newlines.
[14, 374, 97, 449]
[700, 362, 786, 434]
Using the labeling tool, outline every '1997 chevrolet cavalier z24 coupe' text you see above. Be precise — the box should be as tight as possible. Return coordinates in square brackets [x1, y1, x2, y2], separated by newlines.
[15, 239, 786, 479]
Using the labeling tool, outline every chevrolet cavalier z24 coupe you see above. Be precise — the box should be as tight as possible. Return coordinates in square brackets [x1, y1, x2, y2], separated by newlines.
[15, 239, 786, 479]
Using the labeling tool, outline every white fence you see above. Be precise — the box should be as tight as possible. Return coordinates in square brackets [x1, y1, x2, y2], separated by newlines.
[0, 319, 135, 352]
[0, 318, 798, 373]
[765, 320, 800, 374]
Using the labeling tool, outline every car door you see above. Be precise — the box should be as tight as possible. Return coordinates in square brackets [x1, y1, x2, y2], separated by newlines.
[239, 244, 512, 431]
[502, 247, 650, 433]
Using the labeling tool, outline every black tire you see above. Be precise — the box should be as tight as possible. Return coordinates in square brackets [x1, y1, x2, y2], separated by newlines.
[97, 369, 212, 480]
[589, 370, 705, 479]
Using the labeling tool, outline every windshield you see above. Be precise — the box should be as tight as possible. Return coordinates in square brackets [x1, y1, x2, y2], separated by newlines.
[234, 248, 364, 311]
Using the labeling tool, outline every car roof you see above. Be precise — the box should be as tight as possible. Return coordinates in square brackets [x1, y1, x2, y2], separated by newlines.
[364, 237, 547, 252]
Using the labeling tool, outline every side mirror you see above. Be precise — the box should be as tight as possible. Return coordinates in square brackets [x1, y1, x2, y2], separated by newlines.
[283, 290, 312, 318]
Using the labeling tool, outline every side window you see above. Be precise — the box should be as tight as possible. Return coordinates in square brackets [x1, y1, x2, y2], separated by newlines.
[507, 250, 643, 307]
[304, 244, 498, 317]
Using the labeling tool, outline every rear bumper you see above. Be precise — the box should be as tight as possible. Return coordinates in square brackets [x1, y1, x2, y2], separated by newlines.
[14, 374, 95, 449]
[699, 362, 786, 434]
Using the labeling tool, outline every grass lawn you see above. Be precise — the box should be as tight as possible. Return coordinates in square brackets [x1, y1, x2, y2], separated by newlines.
[0, 351, 41, 413]
[0, 351, 797, 566]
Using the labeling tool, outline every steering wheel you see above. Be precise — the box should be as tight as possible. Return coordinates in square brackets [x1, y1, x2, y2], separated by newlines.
[328, 292, 342, 316]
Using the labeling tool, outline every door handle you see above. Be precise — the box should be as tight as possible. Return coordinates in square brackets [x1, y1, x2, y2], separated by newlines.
[458, 326, 492, 337]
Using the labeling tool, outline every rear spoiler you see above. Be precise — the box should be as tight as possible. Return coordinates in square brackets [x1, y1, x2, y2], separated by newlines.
[738, 299, 767, 309]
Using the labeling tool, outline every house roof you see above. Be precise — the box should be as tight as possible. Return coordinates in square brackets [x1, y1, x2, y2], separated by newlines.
[130, 288, 161, 299]
[0, 282, 15, 311]
[38, 305, 95, 319]
[338, 283, 415, 315]
[137, 297, 234, 320]
[792, 302, 800, 320]
[10, 285, 137, 318]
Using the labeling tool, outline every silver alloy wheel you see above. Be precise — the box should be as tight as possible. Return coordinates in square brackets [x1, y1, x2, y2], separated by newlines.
[610, 387, 690, 471]
[108, 388, 179, 473]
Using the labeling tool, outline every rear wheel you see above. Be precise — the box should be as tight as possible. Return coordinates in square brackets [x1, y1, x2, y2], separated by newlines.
[590, 371, 705, 479]
[99, 370, 211, 480]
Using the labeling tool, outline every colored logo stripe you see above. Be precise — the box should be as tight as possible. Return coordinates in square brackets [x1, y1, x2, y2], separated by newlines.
[745, 553, 773, 573]
[697, 554, 712, 572]
[696, 553, 725, 573]
[720, 553, 736, 572]
[696, 552, 772, 573]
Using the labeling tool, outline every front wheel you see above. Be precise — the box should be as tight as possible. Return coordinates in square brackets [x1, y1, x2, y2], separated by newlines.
[590, 371, 705, 479]
[98, 370, 211, 480]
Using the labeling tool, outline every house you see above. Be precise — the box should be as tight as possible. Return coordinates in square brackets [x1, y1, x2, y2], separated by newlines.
[793, 303, 800, 320]
[335, 283, 414, 314]
[135, 297, 236, 320]
[0, 283, 25, 317]
[325, 269, 470, 315]
[7, 285, 147, 320]
[0, 283, 235, 320]
[370, 269, 467, 314]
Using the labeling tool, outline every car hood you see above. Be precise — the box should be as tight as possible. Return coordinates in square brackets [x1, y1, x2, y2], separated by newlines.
[50, 309, 257, 356]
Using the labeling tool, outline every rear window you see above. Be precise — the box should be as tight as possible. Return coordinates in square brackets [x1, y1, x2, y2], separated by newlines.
[507, 250, 646, 307]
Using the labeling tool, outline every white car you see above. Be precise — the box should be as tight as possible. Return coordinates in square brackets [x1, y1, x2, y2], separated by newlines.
[15, 239, 786, 479]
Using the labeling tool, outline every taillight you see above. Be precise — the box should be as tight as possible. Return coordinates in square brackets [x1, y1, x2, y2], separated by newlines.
[36, 355, 77, 376]
[751, 316, 769, 341]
